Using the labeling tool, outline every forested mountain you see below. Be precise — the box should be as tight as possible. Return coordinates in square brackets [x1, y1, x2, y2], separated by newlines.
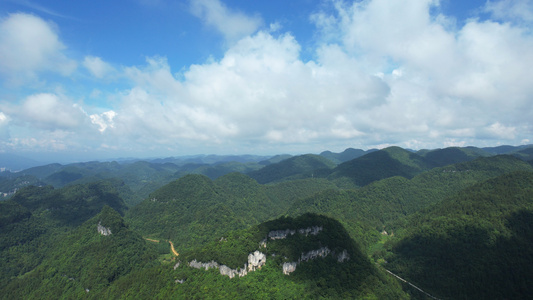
[319, 148, 375, 164]
[1, 145, 532, 298]
[126, 173, 338, 251]
[248, 154, 336, 184]
[328, 146, 434, 187]
[1, 206, 158, 299]
[417, 146, 491, 166]
[383, 171, 533, 299]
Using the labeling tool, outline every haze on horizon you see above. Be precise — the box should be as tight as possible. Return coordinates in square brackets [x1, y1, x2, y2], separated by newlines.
[0, 0, 532, 162]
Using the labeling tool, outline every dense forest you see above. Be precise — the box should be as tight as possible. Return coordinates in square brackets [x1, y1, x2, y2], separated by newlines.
[1, 145, 532, 299]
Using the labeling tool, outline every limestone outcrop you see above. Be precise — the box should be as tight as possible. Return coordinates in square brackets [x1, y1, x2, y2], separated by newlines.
[97, 222, 112, 236]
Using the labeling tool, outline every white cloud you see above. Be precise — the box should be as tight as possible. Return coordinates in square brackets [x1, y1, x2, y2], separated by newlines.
[83, 56, 115, 79]
[90, 111, 117, 132]
[13, 93, 85, 130]
[190, 0, 262, 43]
[0, 13, 76, 85]
[0, 112, 9, 139]
[485, 0, 533, 24]
[2, 1, 533, 156]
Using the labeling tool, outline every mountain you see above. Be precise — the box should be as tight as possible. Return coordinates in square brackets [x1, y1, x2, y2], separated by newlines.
[319, 148, 374, 164]
[1, 206, 158, 299]
[248, 154, 336, 184]
[0, 153, 44, 171]
[102, 214, 408, 299]
[418, 146, 491, 167]
[0, 181, 130, 291]
[482, 144, 533, 155]
[289, 155, 533, 250]
[328, 146, 433, 187]
[384, 171, 533, 299]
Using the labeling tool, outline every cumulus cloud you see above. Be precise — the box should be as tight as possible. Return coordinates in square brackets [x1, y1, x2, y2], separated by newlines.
[0, 13, 76, 85]
[190, 0, 262, 43]
[6, 93, 85, 130]
[90, 111, 117, 132]
[2, 0, 533, 156]
[83, 56, 115, 79]
[112, 31, 389, 149]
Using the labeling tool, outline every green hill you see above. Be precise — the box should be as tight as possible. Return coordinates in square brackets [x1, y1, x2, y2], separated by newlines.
[102, 214, 408, 299]
[126, 173, 339, 252]
[319, 148, 371, 164]
[0, 181, 130, 291]
[328, 146, 433, 187]
[289, 155, 533, 250]
[248, 154, 336, 184]
[384, 171, 533, 299]
[419, 146, 491, 167]
[1, 206, 158, 299]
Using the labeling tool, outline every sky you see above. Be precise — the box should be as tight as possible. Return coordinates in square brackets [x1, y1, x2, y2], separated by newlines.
[0, 0, 532, 162]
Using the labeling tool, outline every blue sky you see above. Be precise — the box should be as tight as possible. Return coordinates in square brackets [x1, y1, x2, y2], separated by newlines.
[0, 0, 532, 162]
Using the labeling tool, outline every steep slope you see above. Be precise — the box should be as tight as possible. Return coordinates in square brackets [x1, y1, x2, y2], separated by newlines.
[384, 171, 533, 299]
[1, 206, 158, 299]
[0, 182, 130, 290]
[248, 154, 336, 184]
[103, 214, 409, 299]
[329, 146, 433, 187]
[127, 173, 341, 252]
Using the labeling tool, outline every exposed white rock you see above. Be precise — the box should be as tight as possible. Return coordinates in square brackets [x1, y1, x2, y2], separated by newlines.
[248, 251, 266, 271]
[268, 226, 323, 240]
[219, 265, 248, 278]
[268, 229, 296, 240]
[97, 221, 112, 236]
[300, 247, 330, 262]
[298, 226, 323, 236]
[189, 260, 219, 270]
[173, 261, 180, 270]
[283, 262, 297, 275]
[337, 250, 350, 262]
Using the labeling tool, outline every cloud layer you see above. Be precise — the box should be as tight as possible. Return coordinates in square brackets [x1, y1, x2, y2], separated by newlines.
[0, 0, 532, 157]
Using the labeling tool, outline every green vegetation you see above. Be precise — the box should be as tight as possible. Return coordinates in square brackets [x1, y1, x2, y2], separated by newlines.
[382, 171, 533, 299]
[248, 154, 336, 184]
[1, 145, 533, 298]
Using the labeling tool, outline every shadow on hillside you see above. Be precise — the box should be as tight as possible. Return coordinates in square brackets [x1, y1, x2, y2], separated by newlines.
[389, 209, 533, 299]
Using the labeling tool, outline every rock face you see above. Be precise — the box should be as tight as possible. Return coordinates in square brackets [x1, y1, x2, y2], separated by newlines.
[186, 224, 348, 278]
[300, 247, 330, 262]
[268, 226, 323, 240]
[189, 251, 267, 279]
[248, 250, 266, 271]
[282, 247, 350, 275]
[97, 222, 112, 236]
[337, 249, 350, 263]
[189, 260, 219, 270]
[283, 262, 297, 275]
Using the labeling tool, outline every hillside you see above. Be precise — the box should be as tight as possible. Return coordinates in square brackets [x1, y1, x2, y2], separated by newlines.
[418, 146, 491, 167]
[126, 173, 339, 251]
[319, 148, 373, 164]
[248, 154, 336, 184]
[0, 182, 130, 290]
[383, 171, 533, 299]
[102, 214, 408, 299]
[328, 146, 434, 187]
[289, 155, 533, 250]
[1, 206, 158, 299]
